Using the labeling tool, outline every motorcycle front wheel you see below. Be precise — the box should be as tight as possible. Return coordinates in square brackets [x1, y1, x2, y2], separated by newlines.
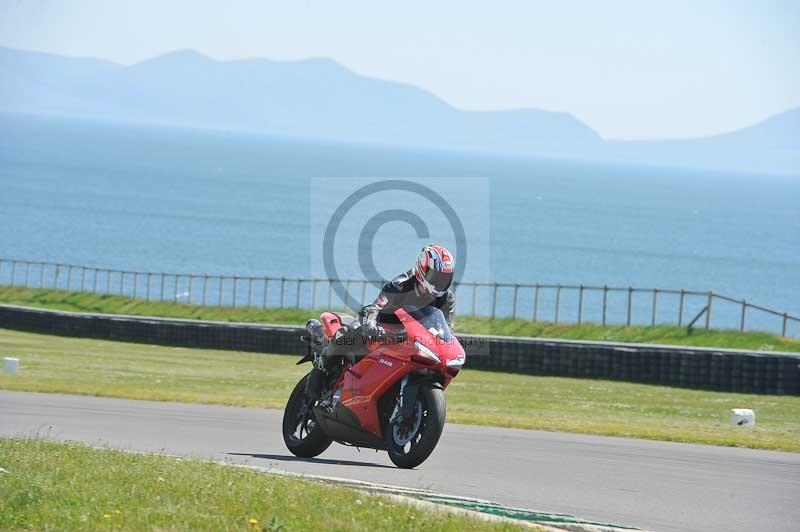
[282, 374, 332, 457]
[384, 384, 446, 469]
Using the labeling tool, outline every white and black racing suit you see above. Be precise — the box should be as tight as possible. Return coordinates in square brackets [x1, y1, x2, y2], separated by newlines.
[359, 269, 456, 336]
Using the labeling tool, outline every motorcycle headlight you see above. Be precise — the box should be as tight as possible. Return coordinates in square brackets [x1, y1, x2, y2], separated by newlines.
[414, 341, 441, 364]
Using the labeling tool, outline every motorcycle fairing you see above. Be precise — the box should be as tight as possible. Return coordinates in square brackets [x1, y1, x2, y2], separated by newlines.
[335, 307, 465, 439]
[338, 348, 417, 437]
[312, 403, 386, 449]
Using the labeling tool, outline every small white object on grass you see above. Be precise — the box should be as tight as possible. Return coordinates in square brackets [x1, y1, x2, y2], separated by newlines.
[3, 357, 19, 375]
[730, 408, 756, 427]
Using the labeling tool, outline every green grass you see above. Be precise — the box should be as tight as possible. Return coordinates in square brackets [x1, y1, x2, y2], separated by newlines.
[0, 438, 521, 531]
[2, 329, 798, 452]
[1, 285, 798, 352]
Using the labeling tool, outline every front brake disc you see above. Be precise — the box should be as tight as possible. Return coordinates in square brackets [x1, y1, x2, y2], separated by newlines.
[392, 401, 423, 445]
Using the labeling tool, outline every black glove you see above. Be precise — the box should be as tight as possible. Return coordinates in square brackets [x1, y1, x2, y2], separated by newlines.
[365, 323, 386, 340]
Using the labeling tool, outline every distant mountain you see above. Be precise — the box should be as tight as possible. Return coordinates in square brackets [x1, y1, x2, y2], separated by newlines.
[702, 107, 800, 150]
[0, 46, 599, 154]
[1, 46, 797, 175]
[600, 108, 800, 175]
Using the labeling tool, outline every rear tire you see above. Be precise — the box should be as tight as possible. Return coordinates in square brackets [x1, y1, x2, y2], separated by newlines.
[384, 385, 446, 469]
[282, 374, 332, 458]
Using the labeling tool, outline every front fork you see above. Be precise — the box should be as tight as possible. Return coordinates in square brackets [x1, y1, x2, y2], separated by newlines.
[305, 367, 325, 402]
[389, 375, 420, 425]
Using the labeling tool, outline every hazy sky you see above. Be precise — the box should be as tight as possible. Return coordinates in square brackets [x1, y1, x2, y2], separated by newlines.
[1, 0, 798, 140]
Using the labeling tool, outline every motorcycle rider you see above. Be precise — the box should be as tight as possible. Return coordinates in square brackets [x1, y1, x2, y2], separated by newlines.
[305, 244, 456, 400]
[360, 243, 456, 339]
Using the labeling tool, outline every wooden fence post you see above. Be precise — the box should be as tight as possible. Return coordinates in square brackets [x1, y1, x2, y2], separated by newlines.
[491, 283, 499, 320]
[626, 287, 632, 326]
[471, 283, 478, 317]
[555, 285, 561, 323]
[651, 289, 658, 326]
[740, 300, 747, 332]
[512, 284, 519, 319]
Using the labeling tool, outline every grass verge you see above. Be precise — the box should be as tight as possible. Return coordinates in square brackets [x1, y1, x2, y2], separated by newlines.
[0, 438, 520, 531]
[0, 286, 798, 352]
[1, 329, 798, 452]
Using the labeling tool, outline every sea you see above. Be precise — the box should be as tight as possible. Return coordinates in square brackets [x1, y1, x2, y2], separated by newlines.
[1, 113, 798, 335]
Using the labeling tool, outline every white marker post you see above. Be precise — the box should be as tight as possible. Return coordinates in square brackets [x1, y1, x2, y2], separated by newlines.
[3, 357, 19, 375]
[730, 408, 755, 427]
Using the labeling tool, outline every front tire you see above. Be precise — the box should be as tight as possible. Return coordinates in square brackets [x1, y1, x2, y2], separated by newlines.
[282, 374, 332, 458]
[384, 385, 446, 469]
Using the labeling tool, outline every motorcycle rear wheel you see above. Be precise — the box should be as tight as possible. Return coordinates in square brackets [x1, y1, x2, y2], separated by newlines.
[282, 374, 333, 457]
[384, 385, 446, 469]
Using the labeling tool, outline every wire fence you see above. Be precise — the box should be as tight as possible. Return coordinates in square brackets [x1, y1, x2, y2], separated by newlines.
[0, 257, 797, 338]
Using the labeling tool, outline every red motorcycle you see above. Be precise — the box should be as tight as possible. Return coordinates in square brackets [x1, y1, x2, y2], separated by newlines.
[282, 306, 465, 468]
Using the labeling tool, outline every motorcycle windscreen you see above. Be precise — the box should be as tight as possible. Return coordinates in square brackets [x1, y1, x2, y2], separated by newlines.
[395, 306, 453, 343]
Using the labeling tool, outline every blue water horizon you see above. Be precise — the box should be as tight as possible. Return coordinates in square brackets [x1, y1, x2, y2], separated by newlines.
[1, 113, 798, 333]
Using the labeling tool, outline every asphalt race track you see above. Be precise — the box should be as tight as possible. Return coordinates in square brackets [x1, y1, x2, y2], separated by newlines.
[2, 391, 798, 532]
